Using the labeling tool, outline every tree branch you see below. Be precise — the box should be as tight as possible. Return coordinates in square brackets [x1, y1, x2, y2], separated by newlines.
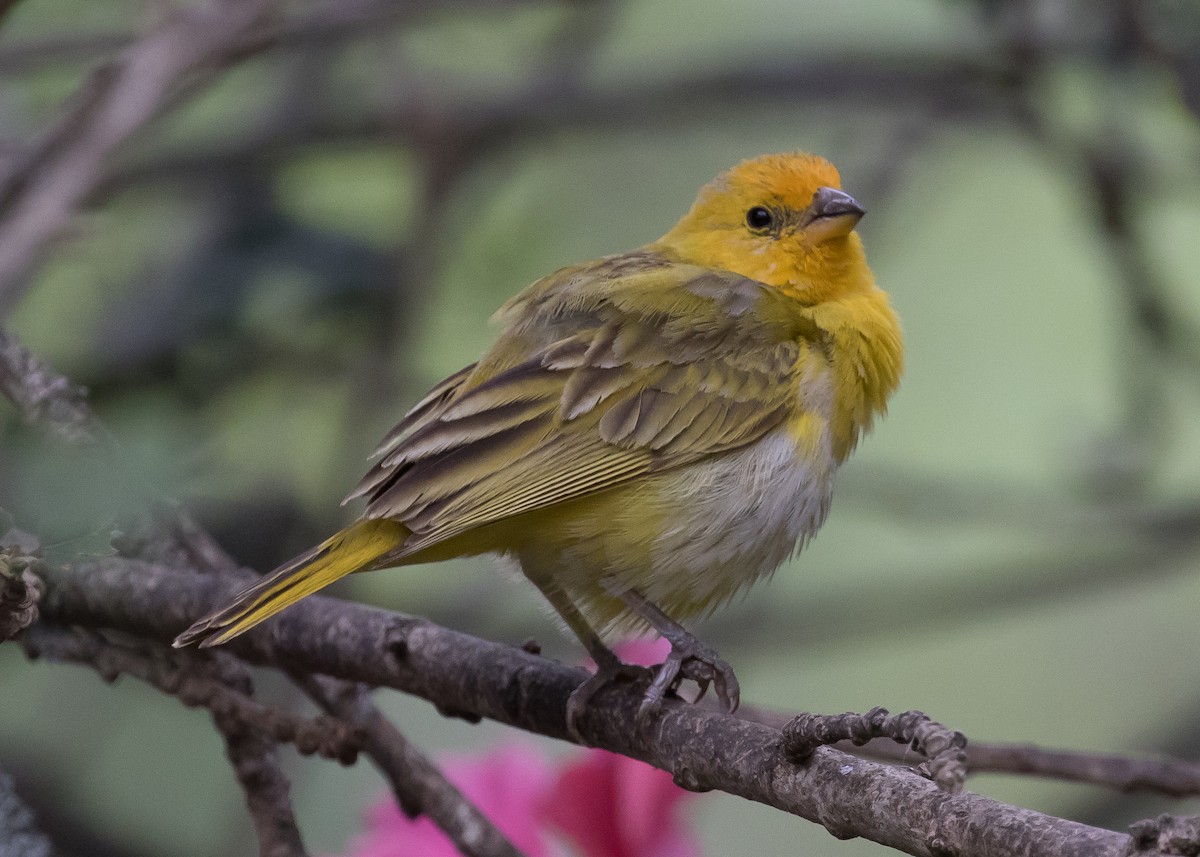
[27, 556, 1176, 857]
[206, 658, 311, 857]
[0, 0, 589, 76]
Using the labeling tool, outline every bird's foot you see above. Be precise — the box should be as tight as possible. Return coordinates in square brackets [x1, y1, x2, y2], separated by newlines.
[639, 635, 740, 725]
[566, 650, 650, 743]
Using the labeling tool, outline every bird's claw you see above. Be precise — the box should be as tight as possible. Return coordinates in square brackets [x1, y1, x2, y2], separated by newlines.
[637, 639, 740, 725]
[679, 642, 739, 712]
[567, 635, 740, 737]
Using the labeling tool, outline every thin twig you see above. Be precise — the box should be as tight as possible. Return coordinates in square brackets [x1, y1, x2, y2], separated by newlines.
[213, 708, 311, 857]
[202, 651, 313, 857]
[969, 743, 1200, 799]
[204, 653, 312, 857]
[783, 707, 968, 793]
[299, 675, 527, 857]
[23, 624, 361, 764]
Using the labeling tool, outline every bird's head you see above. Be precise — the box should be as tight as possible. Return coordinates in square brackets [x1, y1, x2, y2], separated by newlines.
[653, 152, 874, 304]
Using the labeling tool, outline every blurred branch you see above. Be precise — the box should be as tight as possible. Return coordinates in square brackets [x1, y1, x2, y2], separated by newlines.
[987, 0, 1200, 500]
[1116, 0, 1200, 123]
[0, 0, 589, 75]
[0, 0, 274, 318]
[0, 31, 129, 75]
[106, 54, 1021, 194]
[966, 742, 1200, 798]
[0, 0, 20, 29]
[0, 771, 52, 857]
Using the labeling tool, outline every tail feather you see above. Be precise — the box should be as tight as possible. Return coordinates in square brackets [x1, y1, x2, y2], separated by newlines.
[173, 519, 407, 648]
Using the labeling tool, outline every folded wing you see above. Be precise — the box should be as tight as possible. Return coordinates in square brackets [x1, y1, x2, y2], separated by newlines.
[345, 252, 824, 556]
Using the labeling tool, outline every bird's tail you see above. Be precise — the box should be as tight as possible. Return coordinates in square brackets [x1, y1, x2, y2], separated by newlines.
[173, 519, 407, 649]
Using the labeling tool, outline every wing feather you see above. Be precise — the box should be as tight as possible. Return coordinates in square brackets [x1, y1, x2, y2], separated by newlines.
[351, 253, 824, 557]
[371, 363, 478, 456]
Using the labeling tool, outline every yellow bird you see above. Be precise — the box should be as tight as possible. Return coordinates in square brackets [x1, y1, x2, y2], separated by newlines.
[175, 152, 903, 728]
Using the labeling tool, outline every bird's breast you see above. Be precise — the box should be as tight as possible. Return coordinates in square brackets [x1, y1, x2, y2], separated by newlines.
[631, 424, 837, 619]
[514, 423, 837, 634]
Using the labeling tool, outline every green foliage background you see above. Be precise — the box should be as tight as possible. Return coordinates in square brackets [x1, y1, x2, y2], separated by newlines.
[3, 0, 1200, 854]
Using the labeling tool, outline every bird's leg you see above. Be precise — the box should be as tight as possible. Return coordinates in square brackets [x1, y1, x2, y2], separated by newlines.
[530, 577, 648, 742]
[604, 581, 741, 722]
[567, 629, 651, 739]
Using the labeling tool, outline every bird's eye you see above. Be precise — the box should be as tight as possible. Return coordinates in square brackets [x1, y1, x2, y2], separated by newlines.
[745, 206, 774, 232]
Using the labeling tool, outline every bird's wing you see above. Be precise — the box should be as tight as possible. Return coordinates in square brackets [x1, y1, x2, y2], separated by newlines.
[345, 252, 826, 554]
[368, 361, 478, 455]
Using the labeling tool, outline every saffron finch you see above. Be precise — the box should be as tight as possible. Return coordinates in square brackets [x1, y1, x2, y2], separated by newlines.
[175, 152, 904, 729]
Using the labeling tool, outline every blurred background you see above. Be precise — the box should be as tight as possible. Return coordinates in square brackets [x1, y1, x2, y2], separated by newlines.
[3, 0, 1200, 854]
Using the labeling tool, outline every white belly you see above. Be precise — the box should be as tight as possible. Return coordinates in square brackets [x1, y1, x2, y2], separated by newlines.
[514, 427, 838, 636]
[636, 428, 837, 619]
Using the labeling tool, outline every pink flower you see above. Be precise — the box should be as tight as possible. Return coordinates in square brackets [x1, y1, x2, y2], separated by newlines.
[338, 743, 557, 857]
[541, 748, 702, 857]
[608, 637, 673, 669]
[338, 636, 702, 857]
